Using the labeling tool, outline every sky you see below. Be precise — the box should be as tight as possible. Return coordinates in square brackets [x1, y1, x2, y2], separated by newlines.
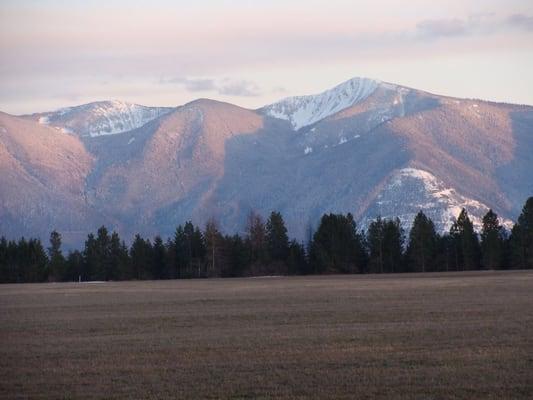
[1, 0, 533, 114]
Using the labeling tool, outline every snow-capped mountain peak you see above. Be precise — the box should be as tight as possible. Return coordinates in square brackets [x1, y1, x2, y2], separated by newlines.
[261, 77, 382, 130]
[36, 101, 174, 137]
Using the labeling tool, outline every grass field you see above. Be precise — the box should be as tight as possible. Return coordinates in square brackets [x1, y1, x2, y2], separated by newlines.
[1, 271, 532, 399]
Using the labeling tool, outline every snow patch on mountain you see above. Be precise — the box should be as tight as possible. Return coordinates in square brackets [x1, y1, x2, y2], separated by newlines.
[37, 101, 174, 137]
[262, 77, 380, 130]
[360, 168, 513, 233]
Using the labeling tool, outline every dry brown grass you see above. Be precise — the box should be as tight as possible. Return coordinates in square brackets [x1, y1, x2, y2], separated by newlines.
[1, 271, 532, 399]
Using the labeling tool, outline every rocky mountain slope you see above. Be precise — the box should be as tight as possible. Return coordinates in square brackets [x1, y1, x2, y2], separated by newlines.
[1, 78, 532, 245]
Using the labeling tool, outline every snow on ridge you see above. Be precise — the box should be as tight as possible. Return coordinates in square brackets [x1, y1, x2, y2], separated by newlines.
[39, 101, 174, 137]
[362, 168, 513, 233]
[263, 77, 382, 130]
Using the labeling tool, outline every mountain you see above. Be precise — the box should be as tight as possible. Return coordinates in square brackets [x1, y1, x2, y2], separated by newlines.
[1, 78, 532, 245]
[27, 101, 174, 137]
[261, 77, 380, 130]
[0, 112, 94, 244]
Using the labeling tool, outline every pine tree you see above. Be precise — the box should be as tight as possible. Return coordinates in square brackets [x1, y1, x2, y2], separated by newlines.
[65, 250, 84, 282]
[130, 234, 153, 280]
[287, 240, 307, 275]
[450, 209, 480, 270]
[95, 226, 112, 281]
[110, 232, 129, 280]
[48, 230, 66, 281]
[367, 217, 385, 273]
[0, 237, 9, 283]
[246, 211, 267, 264]
[152, 236, 166, 279]
[383, 218, 405, 273]
[406, 211, 438, 272]
[25, 238, 48, 282]
[172, 225, 187, 279]
[204, 218, 223, 277]
[509, 197, 533, 268]
[480, 209, 505, 269]
[221, 234, 249, 277]
[309, 213, 366, 274]
[83, 233, 98, 281]
[266, 211, 290, 263]
[191, 225, 206, 277]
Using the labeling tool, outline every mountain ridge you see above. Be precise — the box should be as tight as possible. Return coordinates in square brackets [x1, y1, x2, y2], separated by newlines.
[2, 77, 532, 245]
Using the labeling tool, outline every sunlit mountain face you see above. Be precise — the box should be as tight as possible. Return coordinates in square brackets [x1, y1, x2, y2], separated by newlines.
[2, 77, 532, 245]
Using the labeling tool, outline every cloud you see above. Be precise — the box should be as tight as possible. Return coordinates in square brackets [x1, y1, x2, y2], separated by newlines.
[415, 14, 533, 39]
[505, 14, 533, 31]
[416, 19, 467, 38]
[160, 76, 262, 97]
[217, 79, 261, 97]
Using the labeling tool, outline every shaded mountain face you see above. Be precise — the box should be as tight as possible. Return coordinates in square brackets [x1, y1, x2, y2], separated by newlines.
[1, 79, 532, 245]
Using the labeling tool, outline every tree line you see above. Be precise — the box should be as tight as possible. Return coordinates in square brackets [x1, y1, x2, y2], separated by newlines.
[1, 197, 532, 283]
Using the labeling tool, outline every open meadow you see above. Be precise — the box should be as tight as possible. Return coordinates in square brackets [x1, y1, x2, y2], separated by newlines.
[1, 271, 532, 399]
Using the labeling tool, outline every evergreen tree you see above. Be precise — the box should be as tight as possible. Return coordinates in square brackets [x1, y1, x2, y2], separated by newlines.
[152, 236, 166, 279]
[450, 209, 481, 270]
[287, 240, 307, 275]
[110, 232, 129, 280]
[23, 238, 48, 282]
[164, 238, 176, 279]
[83, 233, 98, 281]
[383, 218, 405, 273]
[65, 250, 84, 281]
[406, 211, 438, 272]
[172, 225, 187, 278]
[367, 217, 385, 273]
[222, 234, 249, 277]
[266, 211, 290, 263]
[130, 234, 153, 280]
[509, 197, 533, 268]
[367, 217, 404, 273]
[204, 218, 223, 277]
[434, 234, 454, 272]
[48, 230, 66, 281]
[246, 211, 267, 264]
[480, 209, 505, 269]
[95, 226, 112, 280]
[192, 226, 206, 277]
[0, 237, 8, 283]
[309, 213, 366, 274]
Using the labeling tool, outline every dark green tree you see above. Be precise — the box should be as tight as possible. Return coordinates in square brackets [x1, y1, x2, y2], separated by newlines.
[367, 217, 404, 273]
[383, 218, 405, 273]
[450, 209, 481, 270]
[204, 218, 223, 277]
[130, 234, 153, 280]
[220, 234, 250, 277]
[172, 225, 187, 278]
[110, 232, 129, 280]
[287, 240, 307, 275]
[266, 211, 290, 263]
[509, 197, 533, 268]
[0, 237, 9, 283]
[480, 209, 505, 269]
[83, 233, 98, 281]
[48, 230, 66, 281]
[152, 235, 166, 279]
[246, 211, 267, 264]
[434, 234, 454, 272]
[406, 211, 438, 272]
[309, 213, 366, 274]
[367, 217, 385, 273]
[65, 250, 84, 282]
